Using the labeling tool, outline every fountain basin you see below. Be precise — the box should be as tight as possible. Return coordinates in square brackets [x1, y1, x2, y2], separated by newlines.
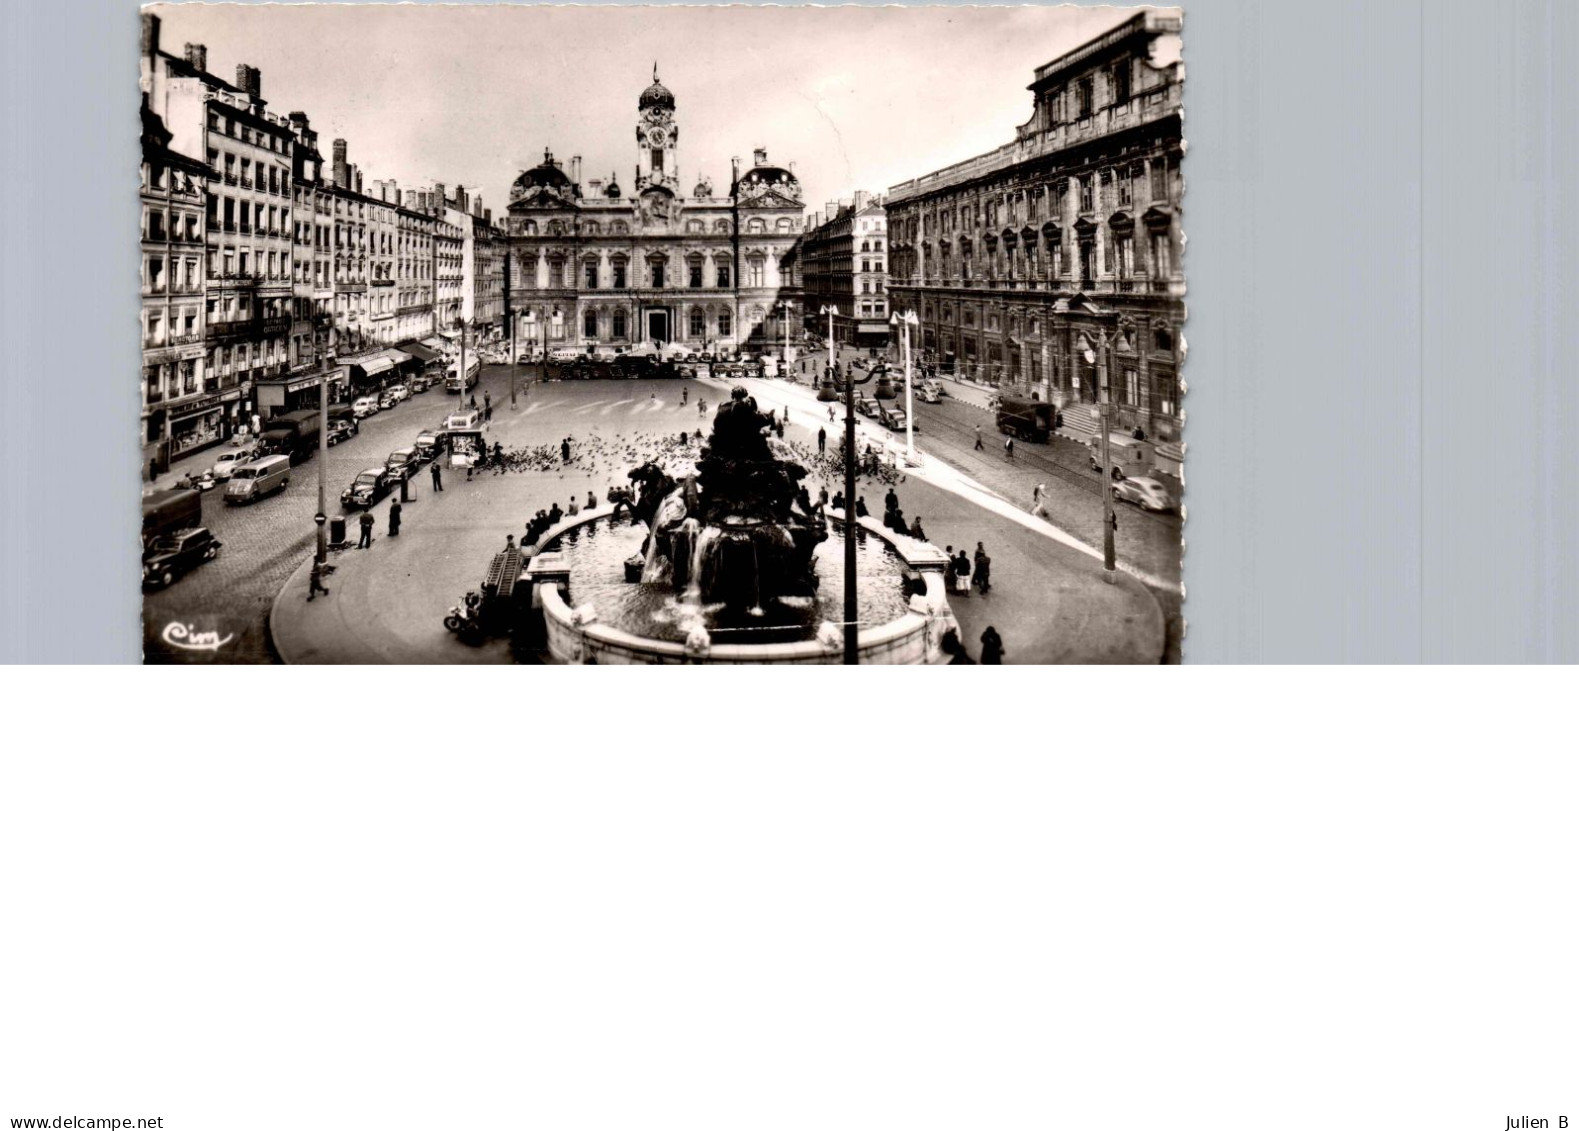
[526, 509, 956, 665]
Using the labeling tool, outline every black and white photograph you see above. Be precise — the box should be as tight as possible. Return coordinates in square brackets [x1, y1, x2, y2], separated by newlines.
[137, 3, 1186, 664]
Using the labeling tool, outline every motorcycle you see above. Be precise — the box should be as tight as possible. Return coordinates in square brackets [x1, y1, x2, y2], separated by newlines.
[443, 591, 486, 644]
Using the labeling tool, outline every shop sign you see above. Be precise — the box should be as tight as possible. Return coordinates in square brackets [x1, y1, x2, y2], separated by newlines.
[172, 394, 223, 418]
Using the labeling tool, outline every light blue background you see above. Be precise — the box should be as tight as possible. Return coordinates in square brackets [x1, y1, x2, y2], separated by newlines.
[1, 0, 1573, 662]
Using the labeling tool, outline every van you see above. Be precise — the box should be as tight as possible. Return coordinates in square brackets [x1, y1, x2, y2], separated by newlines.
[1088, 433, 1156, 480]
[224, 454, 291, 504]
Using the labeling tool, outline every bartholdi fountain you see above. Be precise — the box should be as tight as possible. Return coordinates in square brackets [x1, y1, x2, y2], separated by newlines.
[525, 387, 957, 664]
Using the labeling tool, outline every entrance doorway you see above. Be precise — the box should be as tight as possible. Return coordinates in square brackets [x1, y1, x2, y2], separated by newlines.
[645, 309, 670, 344]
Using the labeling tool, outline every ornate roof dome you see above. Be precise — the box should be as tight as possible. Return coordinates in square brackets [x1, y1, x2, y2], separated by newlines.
[510, 149, 575, 201]
[605, 174, 622, 199]
[639, 64, 675, 112]
[735, 152, 801, 201]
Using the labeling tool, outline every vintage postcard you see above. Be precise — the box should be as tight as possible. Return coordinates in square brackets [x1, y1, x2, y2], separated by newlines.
[137, 4, 1184, 664]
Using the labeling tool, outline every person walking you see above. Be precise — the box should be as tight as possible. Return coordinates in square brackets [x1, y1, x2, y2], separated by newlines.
[1031, 482, 1050, 521]
[943, 548, 957, 594]
[817, 426, 826, 455]
[484, 391, 491, 414]
[561, 437, 571, 464]
[307, 559, 330, 601]
[954, 549, 971, 597]
[974, 424, 984, 451]
[942, 628, 975, 664]
[388, 498, 402, 537]
[484, 402, 493, 425]
[681, 386, 688, 406]
[357, 510, 374, 549]
[974, 543, 992, 594]
[431, 462, 443, 492]
[979, 626, 1005, 664]
[1004, 435, 1015, 460]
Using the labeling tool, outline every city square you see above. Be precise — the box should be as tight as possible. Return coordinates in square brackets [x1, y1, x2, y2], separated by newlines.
[138, 5, 1185, 664]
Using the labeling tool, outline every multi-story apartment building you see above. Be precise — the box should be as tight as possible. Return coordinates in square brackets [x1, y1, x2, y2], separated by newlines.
[392, 198, 436, 343]
[140, 14, 299, 446]
[474, 214, 505, 338]
[800, 191, 888, 348]
[502, 71, 805, 354]
[286, 111, 331, 373]
[431, 196, 465, 331]
[885, 10, 1185, 439]
[139, 95, 216, 472]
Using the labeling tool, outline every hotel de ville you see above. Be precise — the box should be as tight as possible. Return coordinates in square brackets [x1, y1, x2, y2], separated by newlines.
[502, 69, 806, 355]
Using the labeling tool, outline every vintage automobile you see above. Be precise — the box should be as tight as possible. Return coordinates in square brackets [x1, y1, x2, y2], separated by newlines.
[879, 404, 914, 433]
[1114, 476, 1176, 513]
[444, 409, 481, 431]
[142, 527, 222, 589]
[389, 383, 411, 402]
[854, 393, 878, 418]
[210, 445, 258, 481]
[916, 380, 943, 404]
[326, 418, 356, 446]
[352, 395, 380, 419]
[414, 430, 442, 461]
[384, 447, 422, 481]
[378, 389, 401, 411]
[341, 467, 395, 509]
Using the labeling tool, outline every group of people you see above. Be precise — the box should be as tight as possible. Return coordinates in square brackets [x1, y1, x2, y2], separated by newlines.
[940, 625, 1004, 664]
[942, 542, 992, 598]
[522, 491, 600, 548]
[880, 486, 925, 541]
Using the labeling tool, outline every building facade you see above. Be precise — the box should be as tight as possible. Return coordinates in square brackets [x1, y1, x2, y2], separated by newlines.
[139, 97, 216, 470]
[801, 191, 888, 347]
[503, 71, 805, 354]
[885, 10, 1185, 439]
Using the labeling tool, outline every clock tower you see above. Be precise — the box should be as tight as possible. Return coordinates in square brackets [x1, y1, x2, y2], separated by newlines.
[635, 64, 679, 194]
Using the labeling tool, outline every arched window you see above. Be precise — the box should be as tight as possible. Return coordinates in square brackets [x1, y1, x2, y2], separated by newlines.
[583, 220, 601, 236]
[745, 217, 766, 234]
[713, 219, 731, 234]
[689, 308, 705, 338]
[776, 218, 794, 232]
[584, 309, 599, 338]
[685, 220, 704, 234]
[746, 256, 765, 288]
[714, 257, 732, 288]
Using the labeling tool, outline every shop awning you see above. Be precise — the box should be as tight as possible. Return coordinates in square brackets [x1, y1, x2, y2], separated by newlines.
[384, 349, 415, 369]
[420, 337, 448, 352]
[355, 357, 394, 378]
[399, 341, 442, 364]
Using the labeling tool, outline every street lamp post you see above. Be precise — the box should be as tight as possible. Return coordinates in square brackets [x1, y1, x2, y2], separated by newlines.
[891, 309, 918, 461]
[824, 303, 858, 664]
[315, 352, 331, 565]
[1087, 336, 1116, 583]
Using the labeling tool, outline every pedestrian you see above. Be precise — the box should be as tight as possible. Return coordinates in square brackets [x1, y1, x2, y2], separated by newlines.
[388, 498, 402, 537]
[942, 628, 975, 665]
[1131, 425, 1146, 441]
[148, 457, 159, 482]
[1004, 436, 1015, 460]
[943, 547, 957, 593]
[1031, 482, 1050, 521]
[307, 559, 330, 601]
[484, 402, 493, 424]
[682, 386, 688, 405]
[884, 486, 899, 516]
[505, 533, 516, 552]
[974, 424, 984, 451]
[854, 495, 869, 518]
[831, 490, 846, 512]
[469, 393, 478, 409]
[484, 391, 491, 413]
[431, 462, 443, 492]
[699, 399, 707, 418]
[586, 490, 597, 511]
[954, 549, 971, 597]
[561, 437, 571, 463]
[817, 427, 826, 455]
[358, 510, 374, 549]
[910, 515, 926, 541]
[979, 626, 1005, 664]
[974, 543, 991, 594]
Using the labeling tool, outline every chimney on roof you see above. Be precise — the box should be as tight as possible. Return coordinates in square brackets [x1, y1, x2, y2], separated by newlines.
[353, 167, 362, 194]
[332, 139, 348, 189]
[588, 178, 603, 196]
[826, 200, 838, 218]
[141, 13, 160, 58]
[235, 64, 261, 102]
[184, 43, 207, 73]
[404, 189, 418, 209]
[853, 190, 870, 212]
[753, 147, 767, 166]
[435, 182, 447, 208]
[570, 155, 582, 185]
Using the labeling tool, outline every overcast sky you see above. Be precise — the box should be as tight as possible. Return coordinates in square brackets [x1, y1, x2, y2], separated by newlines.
[149, 4, 1175, 217]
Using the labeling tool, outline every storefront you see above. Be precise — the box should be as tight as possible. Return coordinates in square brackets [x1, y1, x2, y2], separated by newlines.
[168, 388, 243, 459]
[254, 366, 348, 417]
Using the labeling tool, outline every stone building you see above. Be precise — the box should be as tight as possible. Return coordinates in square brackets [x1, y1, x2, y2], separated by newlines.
[140, 14, 298, 446]
[885, 10, 1185, 439]
[139, 96, 217, 471]
[801, 191, 889, 348]
[503, 69, 805, 354]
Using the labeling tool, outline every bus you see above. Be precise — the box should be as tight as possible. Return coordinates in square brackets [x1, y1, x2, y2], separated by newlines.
[445, 355, 481, 394]
[995, 396, 1054, 442]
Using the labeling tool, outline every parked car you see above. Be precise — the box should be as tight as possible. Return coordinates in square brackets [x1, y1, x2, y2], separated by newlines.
[341, 467, 395, 509]
[414, 430, 442, 461]
[854, 393, 878, 418]
[378, 390, 400, 411]
[352, 396, 380, 419]
[1114, 476, 1175, 513]
[388, 383, 411, 402]
[916, 380, 943, 404]
[384, 447, 421, 481]
[142, 527, 222, 589]
[326, 418, 356, 446]
[210, 445, 258, 481]
[879, 404, 912, 432]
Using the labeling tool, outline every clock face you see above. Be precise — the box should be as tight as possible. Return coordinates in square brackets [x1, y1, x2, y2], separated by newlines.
[647, 127, 667, 146]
